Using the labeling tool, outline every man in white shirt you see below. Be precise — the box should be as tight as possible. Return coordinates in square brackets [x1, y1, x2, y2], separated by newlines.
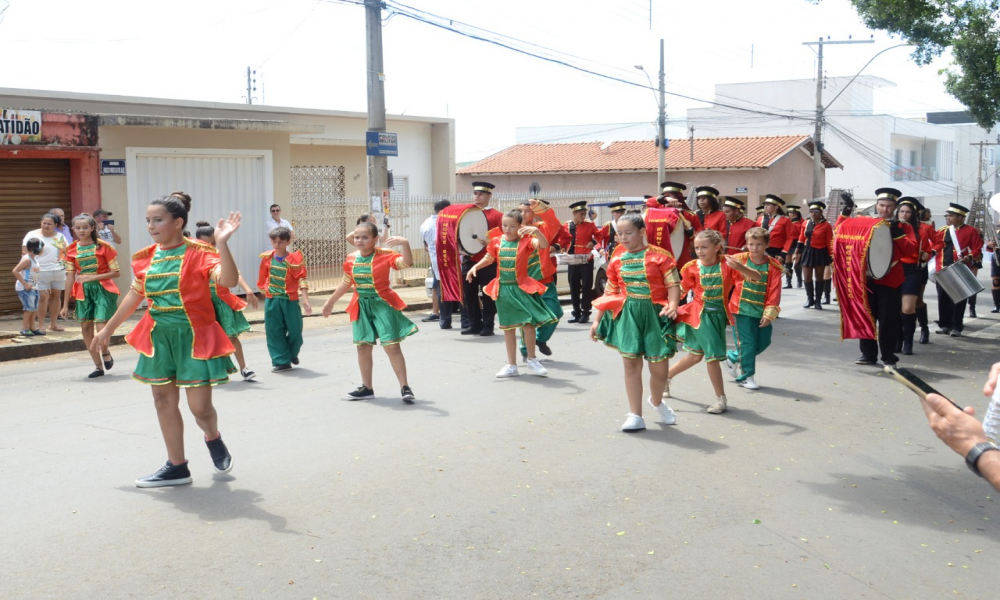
[419, 200, 450, 325]
[266, 204, 294, 249]
[93, 209, 121, 244]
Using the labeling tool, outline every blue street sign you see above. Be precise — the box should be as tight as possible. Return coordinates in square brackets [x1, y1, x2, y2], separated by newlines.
[100, 159, 126, 175]
[366, 131, 398, 157]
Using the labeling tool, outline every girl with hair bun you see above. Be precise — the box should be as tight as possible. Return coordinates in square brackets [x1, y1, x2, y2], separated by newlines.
[667, 229, 762, 415]
[195, 221, 261, 381]
[61, 213, 121, 378]
[93, 194, 242, 488]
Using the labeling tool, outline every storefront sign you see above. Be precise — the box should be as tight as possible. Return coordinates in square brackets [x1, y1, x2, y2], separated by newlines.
[0, 109, 42, 144]
[101, 159, 126, 175]
[365, 131, 398, 156]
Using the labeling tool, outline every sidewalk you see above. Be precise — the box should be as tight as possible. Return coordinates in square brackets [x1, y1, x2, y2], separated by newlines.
[0, 285, 436, 362]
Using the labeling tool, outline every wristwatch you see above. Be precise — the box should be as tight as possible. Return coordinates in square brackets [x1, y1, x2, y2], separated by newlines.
[965, 442, 1000, 477]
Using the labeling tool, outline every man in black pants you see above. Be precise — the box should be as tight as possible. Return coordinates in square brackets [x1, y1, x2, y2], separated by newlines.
[556, 201, 600, 323]
[932, 203, 984, 337]
[446, 182, 504, 336]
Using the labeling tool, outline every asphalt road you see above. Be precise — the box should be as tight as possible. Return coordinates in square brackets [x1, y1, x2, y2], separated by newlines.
[2, 286, 998, 599]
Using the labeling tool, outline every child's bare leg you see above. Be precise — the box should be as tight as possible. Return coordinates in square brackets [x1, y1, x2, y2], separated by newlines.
[623, 356, 643, 415]
[648, 359, 670, 404]
[185, 386, 220, 441]
[81, 321, 101, 369]
[668, 352, 702, 379]
[383, 343, 409, 388]
[706, 361, 725, 396]
[151, 383, 186, 464]
[357, 344, 374, 388]
[522, 325, 537, 359]
[504, 329, 518, 365]
[22, 310, 33, 332]
[230, 336, 246, 370]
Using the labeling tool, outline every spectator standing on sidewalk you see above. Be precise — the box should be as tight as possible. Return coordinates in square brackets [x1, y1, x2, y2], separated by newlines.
[265, 204, 294, 249]
[22, 213, 69, 332]
[12, 238, 45, 336]
[420, 200, 450, 325]
[93, 209, 122, 245]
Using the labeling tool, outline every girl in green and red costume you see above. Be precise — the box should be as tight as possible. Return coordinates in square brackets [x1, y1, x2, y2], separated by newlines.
[590, 212, 681, 433]
[196, 221, 261, 381]
[61, 213, 121, 379]
[92, 194, 240, 488]
[322, 221, 417, 403]
[258, 227, 311, 372]
[467, 208, 556, 379]
[667, 229, 762, 415]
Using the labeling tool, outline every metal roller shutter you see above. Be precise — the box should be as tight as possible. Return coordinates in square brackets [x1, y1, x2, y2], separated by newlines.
[0, 159, 72, 314]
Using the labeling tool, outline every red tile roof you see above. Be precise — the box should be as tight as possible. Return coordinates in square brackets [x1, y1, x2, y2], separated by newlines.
[458, 135, 841, 174]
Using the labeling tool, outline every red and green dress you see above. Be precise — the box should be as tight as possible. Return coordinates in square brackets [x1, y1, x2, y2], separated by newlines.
[593, 245, 680, 362]
[63, 240, 120, 322]
[342, 249, 418, 346]
[126, 240, 237, 386]
[485, 236, 557, 331]
[676, 261, 734, 362]
[210, 278, 251, 337]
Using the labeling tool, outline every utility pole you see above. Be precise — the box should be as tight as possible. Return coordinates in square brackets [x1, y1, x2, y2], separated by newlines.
[688, 125, 694, 162]
[802, 37, 873, 200]
[657, 38, 666, 185]
[244, 67, 256, 105]
[365, 0, 389, 205]
[969, 139, 999, 229]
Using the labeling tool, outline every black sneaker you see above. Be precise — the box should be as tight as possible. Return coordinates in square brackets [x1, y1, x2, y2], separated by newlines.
[460, 328, 482, 336]
[291, 356, 300, 365]
[135, 460, 193, 488]
[345, 385, 374, 400]
[479, 329, 495, 337]
[854, 356, 877, 366]
[401, 385, 415, 404]
[88, 368, 105, 379]
[421, 314, 440, 322]
[536, 341, 552, 356]
[206, 435, 233, 474]
[272, 364, 292, 373]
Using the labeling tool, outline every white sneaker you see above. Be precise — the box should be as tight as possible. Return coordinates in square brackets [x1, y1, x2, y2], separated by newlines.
[724, 357, 739, 379]
[662, 377, 672, 399]
[738, 377, 760, 390]
[241, 367, 256, 381]
[647, 396, 677, 425]
[707, 395, 728, 414]
[495, 364, 520, 378]
[621, 413, 646, 432]
[525, 357, 548, 377]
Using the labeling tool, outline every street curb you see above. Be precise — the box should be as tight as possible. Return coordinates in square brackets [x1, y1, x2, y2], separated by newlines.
[0, 299, 435, 363]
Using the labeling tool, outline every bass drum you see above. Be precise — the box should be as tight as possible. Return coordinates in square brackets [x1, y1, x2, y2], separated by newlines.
[866, 223, 893, 279]
[457, 208, 489, 255]
[669, 224, 686, 259]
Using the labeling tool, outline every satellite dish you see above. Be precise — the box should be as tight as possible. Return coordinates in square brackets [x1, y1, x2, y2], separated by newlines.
[529, 182, 541, 196]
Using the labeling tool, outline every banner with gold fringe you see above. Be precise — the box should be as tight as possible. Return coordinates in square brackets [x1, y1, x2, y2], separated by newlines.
[645, 207, 680, 254]
[833, 217, 883, 340]
[436, 203, 477, 303]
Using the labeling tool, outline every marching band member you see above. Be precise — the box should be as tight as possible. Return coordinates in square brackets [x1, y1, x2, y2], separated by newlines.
[895, 198, 932, 355]
[91, 195, 240, 487]
[783, 205, 804, 289]
[792, 201, 834, 309]
[322, 222, 417, 402]
[518, 198, 564, 358]
[667, 229, 762, 414]
[61, 214, 121, 379]
[721, 197, 756, 255]
[932, 203, 984, 337]
[459, 182, 504, 336]
[598, 201, 628, 258]
[723, 227, 783, 390]
[655, 182, 700, 269]
[468, 208, 556, 378]
[835, 188, 916, 366]
[695, 186, 726, 234]
[756, 194, 793, 261]
[555, 201, 601, 324]
[917, 205, 937, 342]
[590, 212, 681, 432]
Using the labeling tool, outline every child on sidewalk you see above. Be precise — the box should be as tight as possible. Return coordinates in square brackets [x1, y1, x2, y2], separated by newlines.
[12, 238, 45, 337]
[196, 221, 260, 381]
[667, 229, 762, 414]
[321, 222, 417, 402]
[722, 227, 783, 390]
[92, 195, 240, 487]
[467, 208, 556, 378]
[590, 212, 681, 432]
[61, 214, 121, 379]
[258, 226, 311, 372]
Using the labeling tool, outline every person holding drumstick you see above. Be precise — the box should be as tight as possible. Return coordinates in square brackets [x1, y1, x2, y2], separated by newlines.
[555, 201, 601, 324]
[721, 197, 756, 256]
[460, 182, 504, 336]
[835, 188, 916, 366]
[932, 203, 984, 337]
[657, 182, 700, 270]
[783, 205, 804, 289]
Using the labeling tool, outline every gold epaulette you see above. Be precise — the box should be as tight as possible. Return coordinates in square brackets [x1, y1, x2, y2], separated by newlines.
[131, 244, 157, 261]
[645, 244, 673, 258]
[766, 255, 784, 270]
[259, 250, 274, 259]
[184, 238, 219, 254]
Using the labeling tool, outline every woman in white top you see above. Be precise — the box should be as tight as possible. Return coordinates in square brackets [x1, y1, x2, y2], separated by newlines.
[22, 213, 69, 332]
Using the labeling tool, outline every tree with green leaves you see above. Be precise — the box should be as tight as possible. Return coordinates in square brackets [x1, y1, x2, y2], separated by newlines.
[839, 0, 1000, 129]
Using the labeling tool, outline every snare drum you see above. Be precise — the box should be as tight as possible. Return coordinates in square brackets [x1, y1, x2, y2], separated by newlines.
[457, 208, 488, 255]
[557, 253, 591, 266]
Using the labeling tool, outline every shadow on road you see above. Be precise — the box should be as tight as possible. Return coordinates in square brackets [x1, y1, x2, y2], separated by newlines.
[118, 479, 299, 534]
[748, 386, 823, 403]
[641, 426, 730, 454]
[670, 397, 808, 436]
[365, 396, 450, 417]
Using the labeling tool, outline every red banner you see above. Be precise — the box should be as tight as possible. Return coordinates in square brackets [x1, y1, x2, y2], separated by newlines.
[436, 203, 477, 302]
[833, 217, 882, 340]
[645, 207, 680, 253]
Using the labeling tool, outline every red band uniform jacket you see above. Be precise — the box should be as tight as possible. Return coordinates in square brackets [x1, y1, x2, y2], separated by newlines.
[63, 239, 121, 300]
[341, 248, 408, 320]
[592, 245, 680, 318]
[257, 250, 308, 300]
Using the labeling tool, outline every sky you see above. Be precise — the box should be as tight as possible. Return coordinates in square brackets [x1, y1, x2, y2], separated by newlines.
[0, 0, 967, 162]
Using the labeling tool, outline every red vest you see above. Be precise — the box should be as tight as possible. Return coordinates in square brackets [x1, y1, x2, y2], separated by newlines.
[63, 239, 121, 301]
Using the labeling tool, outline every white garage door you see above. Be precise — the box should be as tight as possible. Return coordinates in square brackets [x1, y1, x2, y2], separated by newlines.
[126, 148, 274, 293]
